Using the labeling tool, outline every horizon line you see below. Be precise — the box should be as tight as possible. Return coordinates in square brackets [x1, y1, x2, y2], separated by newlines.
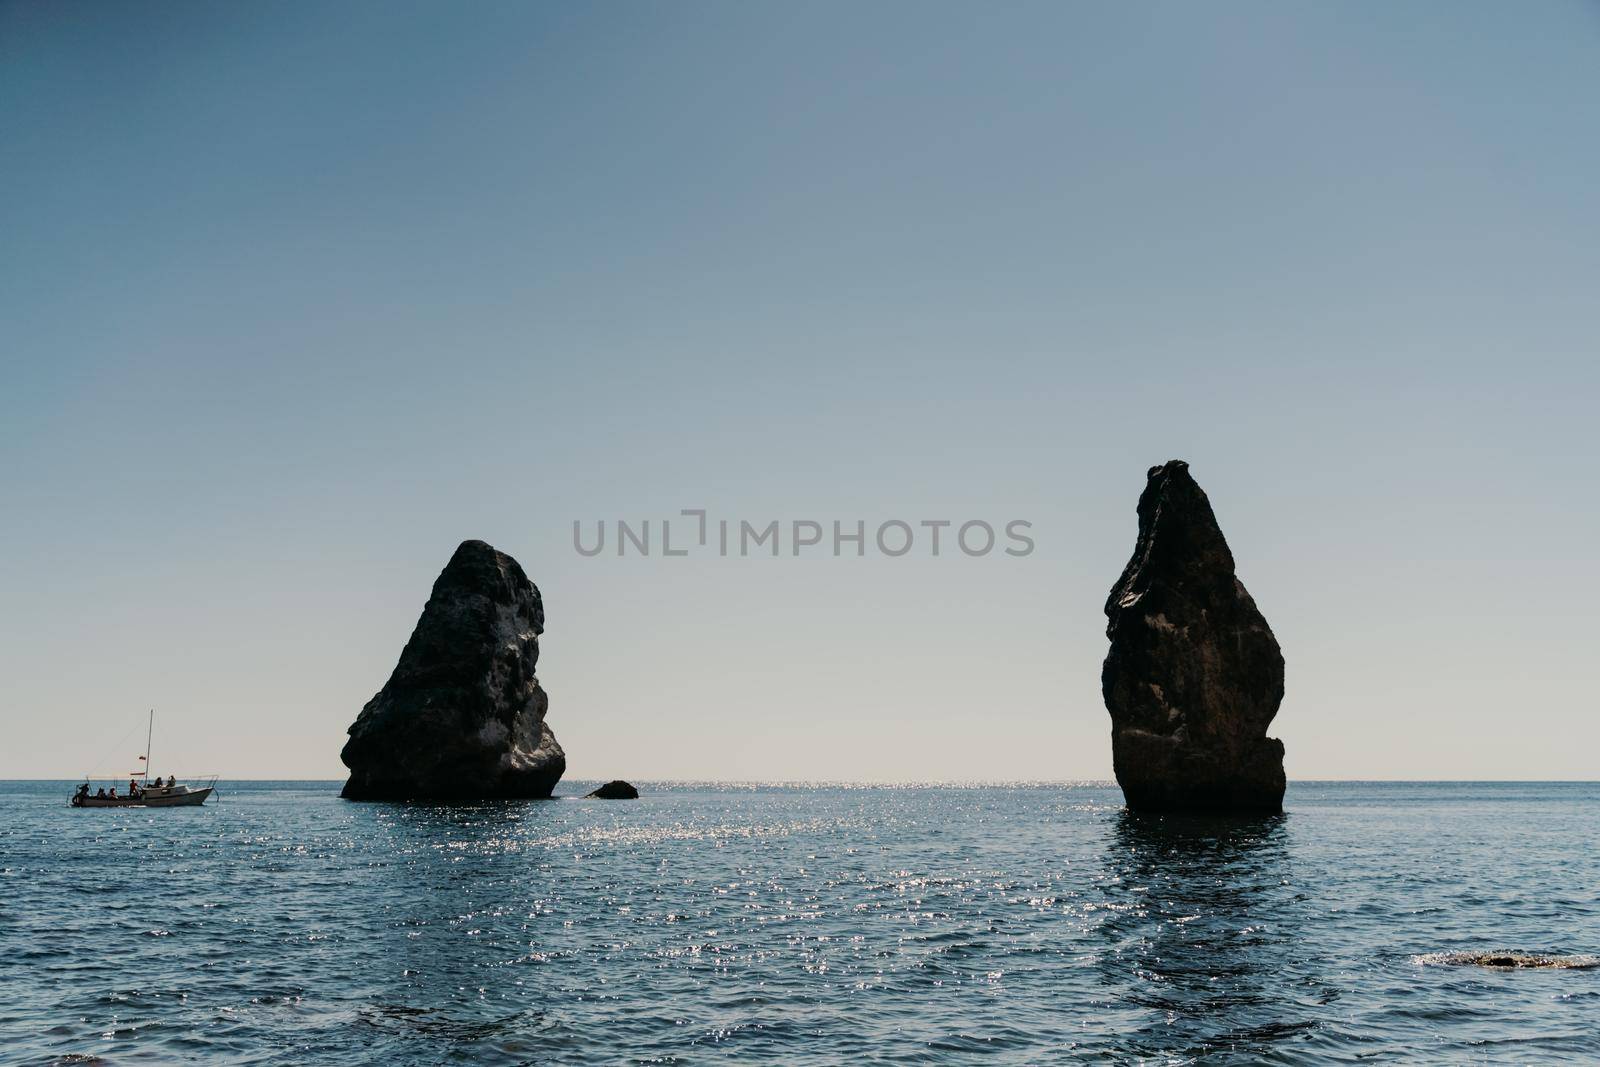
[12, 777, 1600, 785]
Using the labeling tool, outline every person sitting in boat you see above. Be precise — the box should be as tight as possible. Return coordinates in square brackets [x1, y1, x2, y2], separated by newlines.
[96, 787, 107, 799]
[128, 778, 140, 798]
[108, 786, 117, 799]
[165, 776, 176, 788]
[75, 783, 89, 803]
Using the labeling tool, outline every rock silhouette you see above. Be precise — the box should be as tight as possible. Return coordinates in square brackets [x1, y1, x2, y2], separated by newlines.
[340, 540, 565, 800]
[1102, 461, 1286, 814]
[586, 780, 639, 799]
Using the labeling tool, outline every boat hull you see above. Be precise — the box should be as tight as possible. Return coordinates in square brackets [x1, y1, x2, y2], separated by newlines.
[72, 787, 213, 808]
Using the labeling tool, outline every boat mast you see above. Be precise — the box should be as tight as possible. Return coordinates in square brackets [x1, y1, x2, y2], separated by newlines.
[144, 709, 153, 785]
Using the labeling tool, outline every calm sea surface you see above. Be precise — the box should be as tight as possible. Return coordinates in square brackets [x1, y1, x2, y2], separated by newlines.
[2, 781, 1597, 1064]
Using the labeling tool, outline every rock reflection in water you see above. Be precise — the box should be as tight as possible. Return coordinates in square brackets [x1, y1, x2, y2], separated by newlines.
[1092, 810, 1328, 1058]
[359, 800, 571, 1063]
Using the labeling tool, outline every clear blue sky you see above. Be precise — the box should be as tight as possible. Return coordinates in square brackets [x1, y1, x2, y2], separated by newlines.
[3, 1, 1596, 780]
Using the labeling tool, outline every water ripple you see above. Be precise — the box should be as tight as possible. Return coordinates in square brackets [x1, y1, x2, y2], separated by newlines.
[1, 781, 1597, 1063]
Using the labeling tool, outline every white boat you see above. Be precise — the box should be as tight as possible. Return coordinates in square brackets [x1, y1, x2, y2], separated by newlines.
[70, 710, 218, 809]
[72, 779, 216, 808]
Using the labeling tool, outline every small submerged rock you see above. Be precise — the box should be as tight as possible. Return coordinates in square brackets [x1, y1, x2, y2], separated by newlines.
[1418, 951, 1600, 969]
[586, 780, 639, 799]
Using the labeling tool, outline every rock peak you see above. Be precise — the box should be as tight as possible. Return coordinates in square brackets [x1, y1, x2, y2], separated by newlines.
[431, 540, 544, 628]
[1101, 461, 1286, 814]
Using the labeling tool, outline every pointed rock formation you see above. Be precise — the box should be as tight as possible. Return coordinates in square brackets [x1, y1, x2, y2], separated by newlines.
[340, 540, 565, 800]
[1102, 461, 1286, 814]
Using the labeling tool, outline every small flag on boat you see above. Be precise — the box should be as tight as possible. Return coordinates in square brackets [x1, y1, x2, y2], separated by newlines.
[138, 755, 146, 761]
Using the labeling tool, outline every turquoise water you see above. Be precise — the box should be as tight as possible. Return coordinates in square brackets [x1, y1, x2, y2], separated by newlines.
[2, 781, 1597, 1064]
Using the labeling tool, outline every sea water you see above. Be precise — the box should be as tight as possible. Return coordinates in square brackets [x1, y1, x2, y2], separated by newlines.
[2, 781, 1596, 1064]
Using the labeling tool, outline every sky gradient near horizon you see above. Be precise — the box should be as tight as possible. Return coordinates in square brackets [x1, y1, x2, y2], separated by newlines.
[3, 2, 1598, 781]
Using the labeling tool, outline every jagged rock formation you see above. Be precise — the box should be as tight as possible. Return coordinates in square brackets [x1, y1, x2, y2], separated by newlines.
[586, 780, 639, 799]
[340, 540, 565, 800]
[1102, 461, 1286, 814]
